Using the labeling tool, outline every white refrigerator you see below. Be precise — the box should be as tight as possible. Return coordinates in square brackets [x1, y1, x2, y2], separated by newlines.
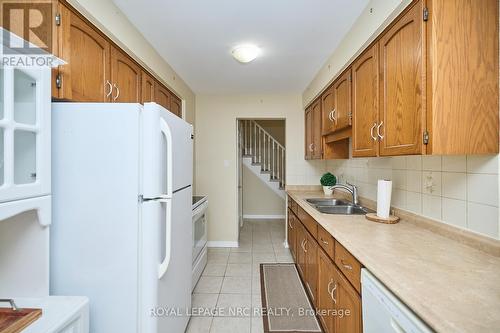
[50, 102, 193, 333]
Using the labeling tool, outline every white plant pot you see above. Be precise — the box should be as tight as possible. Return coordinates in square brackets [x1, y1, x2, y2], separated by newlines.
[323, 186, 333, 196]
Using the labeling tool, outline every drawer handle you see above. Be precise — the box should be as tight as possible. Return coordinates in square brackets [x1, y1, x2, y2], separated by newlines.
[327, 278, 334, 294]
[320, 238, 329, 246]
[303, 239, 308, 253]
[341, 259, 353, 270]
[289, 220, 294, 229]
[329, 282, 337, 304]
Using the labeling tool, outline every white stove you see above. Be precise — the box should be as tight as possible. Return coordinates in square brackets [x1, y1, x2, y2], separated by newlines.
[192, 196, 208, 290]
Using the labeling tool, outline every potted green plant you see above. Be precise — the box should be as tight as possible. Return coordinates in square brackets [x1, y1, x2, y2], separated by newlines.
[320, 172, 336, 195]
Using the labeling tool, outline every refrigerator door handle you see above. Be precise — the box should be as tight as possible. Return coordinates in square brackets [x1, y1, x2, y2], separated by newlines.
[160, 118, 173, 198]
[158, 118, 174, 279]
[158, 197, 172, 279]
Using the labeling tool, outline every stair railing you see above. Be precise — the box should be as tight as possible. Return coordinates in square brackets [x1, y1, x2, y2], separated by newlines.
[240, 120, 285, 188]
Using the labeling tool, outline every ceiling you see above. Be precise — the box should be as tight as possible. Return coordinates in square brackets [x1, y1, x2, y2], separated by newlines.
[112, 0, 369, 94]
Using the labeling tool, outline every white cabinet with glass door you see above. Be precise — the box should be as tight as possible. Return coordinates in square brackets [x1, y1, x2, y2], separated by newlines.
[0, 66, 52, 223]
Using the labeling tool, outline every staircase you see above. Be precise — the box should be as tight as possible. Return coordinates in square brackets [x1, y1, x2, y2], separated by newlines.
[239, 120, 286, 199]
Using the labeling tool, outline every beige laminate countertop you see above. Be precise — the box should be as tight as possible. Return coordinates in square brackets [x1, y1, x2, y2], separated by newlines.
[287, 190, 500, 333]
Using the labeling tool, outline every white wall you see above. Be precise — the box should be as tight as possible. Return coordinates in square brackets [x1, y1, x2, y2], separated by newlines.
[195, 94, 326, 243]
[242, 165, 285, 217]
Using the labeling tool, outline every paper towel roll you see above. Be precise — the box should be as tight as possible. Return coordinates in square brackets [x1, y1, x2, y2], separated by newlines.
[377, 180, 392, 218]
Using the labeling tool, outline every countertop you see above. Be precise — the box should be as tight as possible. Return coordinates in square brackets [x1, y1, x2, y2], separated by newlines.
[287, 190, 500, 333]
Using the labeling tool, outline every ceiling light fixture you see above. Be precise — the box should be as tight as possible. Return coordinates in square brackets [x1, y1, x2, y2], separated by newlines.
[232, 45, 260, 63]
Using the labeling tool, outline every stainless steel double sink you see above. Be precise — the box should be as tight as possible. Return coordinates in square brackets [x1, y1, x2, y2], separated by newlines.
[306, 198, 374, 215]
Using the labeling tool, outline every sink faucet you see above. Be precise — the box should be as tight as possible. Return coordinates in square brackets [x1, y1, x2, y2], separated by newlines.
[329, 182, 359, 205]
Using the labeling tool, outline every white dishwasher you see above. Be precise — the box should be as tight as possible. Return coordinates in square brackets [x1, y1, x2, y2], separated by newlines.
[361, 269, 434, 333]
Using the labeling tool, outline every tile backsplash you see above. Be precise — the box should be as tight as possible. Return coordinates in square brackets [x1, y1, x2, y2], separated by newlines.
[285, 144, 500, 240]
[323, 155, 500, 239]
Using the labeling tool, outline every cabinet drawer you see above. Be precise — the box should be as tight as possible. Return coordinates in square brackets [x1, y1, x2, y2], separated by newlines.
[334, 242, 362, 293]
[297, 206, 317, 239]
[317, 226, 335, 259]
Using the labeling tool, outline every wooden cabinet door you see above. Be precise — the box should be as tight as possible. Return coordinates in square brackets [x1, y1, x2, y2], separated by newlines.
[110, 47, 141, 103]
[170, 94, 182, 118]
[141, 71, 155, 103]
[287, 211, 297, 261]
[317, 249, 335, 333]
[58, 5, 110, 101]
[333, 265, 362, 333]
[379, 0, 424, 156]
[311, 99, 323, 159]
[305, 107, 313, 159]
[296, 223, 307, 278]
[352, 45, 379, 157]
[155, 83, 171, 111]
[333, 68, 352, 131]
[321, 86, 335, 135]
[305, 231, 318, 306]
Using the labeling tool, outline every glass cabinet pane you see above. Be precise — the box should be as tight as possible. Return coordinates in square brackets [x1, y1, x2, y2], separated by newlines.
[14, 69, 37, 125]
[14, 130, 36, 184]
[0, 68, 4, 120]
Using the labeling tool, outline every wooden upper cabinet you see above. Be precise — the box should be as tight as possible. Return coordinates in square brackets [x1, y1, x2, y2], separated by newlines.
[426, 0, 498, 154]
[352, 44, 379, 157]
[110, 47, 141, 103]
[141, 71, 155, 104]
[333, 68, 352, 131]
[305, 106, 313, 159]
[321, 86, 335, 135]
[311, 99, 323, 159]
[379, 0, 424, 156]
[58, 4, 110, 102]
[155, 83, 171, 111]
[170, 94, 182, 118]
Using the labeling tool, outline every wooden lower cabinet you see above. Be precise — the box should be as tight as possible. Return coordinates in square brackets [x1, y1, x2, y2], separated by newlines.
[296, 222, 307, 278]
[305, 231, 318, 304]
[293, 212, 362, 333]
[317, 248, 362, 333]
[287, 210, 297, 261]
[318, 249, 336, 333]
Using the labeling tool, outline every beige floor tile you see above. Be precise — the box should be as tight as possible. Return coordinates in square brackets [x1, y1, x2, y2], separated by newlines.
[275, 254, 294, 263]
[225, 263, 252, 277]
[221, 276, 252, 294]
[251, 275, 261, 295]
[208, 247, 230, 253]
[210, 317, 251, 333]
[186, 316, 213, 333]
[228, 252, 252, 264]
[207, 252, 229, 264]
[251, 244, 275, 253]
[216, 293, 252, 317]
[253, 252, 276, 263]
[251, 316, 264, 333]
[202, 264, 227, 277]
[192, 293, 219, 311]
[194, 276, 223, 294]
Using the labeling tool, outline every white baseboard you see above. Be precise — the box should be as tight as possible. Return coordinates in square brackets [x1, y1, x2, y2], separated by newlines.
[207, 241, 239, 248]
[243, 214, 286, 219]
